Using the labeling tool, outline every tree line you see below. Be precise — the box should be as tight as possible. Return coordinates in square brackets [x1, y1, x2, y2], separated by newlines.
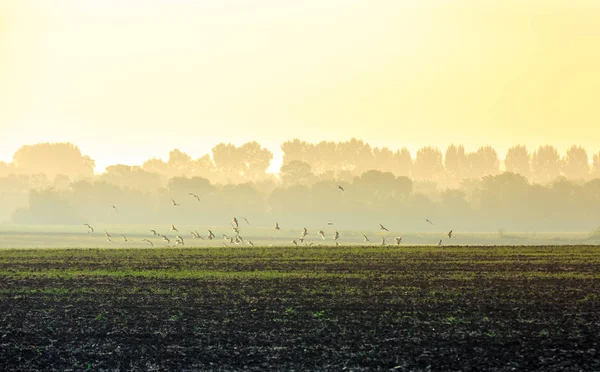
[2, 141, 600, 187]
[0, 142, 599, 231]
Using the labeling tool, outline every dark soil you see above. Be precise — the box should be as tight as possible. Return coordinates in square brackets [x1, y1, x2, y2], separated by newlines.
[0, 246, 599, 371]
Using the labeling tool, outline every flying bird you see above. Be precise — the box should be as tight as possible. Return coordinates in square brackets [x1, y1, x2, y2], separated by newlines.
[438, 239, 442, 246]
[142, 239, 154, 247]
[327, 222, 333, 225]
[162, 236, 171, 245]
[106, 237, 112, 243]
[338, 185, 345, 192]
[274, 222, 280, 230]
[333, 231, 340, 240]
[241, 217, 250, 225]
[121, 234, 128, 242]
[170, 224, 178, 232]
[171, 198, 180, 207]
[381, 237, 386, 246]
[291, 239, 298, 246]
[207, 230, 215, 240]
[189, 193, 201, 201]
[302, 228, 308, 237]
[319, 230, 325, 240]
[426, 219, 434, 225]
[379, 224, 389, 232]
[395, 237, 403, 245]
[232, 217, 239, 229]
[104, 230, 112, 238]
[247, 240, 254, 246]
[150, 230, 159, 236]
[84, 224, 94, 233]
[363, 234, 370, 242]
[111, 205, 119, 213]
[175, 236, 184, 246]
[448, 230, 453, 239]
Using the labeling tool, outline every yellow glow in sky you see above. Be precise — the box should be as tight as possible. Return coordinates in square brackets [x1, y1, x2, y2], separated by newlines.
[1, 0, 600, 172]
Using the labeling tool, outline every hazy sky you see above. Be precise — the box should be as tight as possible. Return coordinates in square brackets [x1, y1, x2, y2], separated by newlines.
[1, 1, 600, 172]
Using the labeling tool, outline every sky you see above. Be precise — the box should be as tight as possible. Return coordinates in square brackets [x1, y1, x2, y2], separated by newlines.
[1, 0, 600, 173]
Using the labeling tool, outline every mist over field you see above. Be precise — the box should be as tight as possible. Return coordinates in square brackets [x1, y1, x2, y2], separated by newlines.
[1, 141, 600, 248]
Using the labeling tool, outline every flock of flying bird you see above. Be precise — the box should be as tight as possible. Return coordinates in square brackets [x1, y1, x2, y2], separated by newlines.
[84, 186, 454, 247]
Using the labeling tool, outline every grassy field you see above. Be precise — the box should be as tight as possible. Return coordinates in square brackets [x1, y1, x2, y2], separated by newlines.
[1, 245, 599, 371]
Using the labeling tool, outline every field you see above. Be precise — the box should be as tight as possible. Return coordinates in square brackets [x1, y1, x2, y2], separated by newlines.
[1, 245, 599, 371]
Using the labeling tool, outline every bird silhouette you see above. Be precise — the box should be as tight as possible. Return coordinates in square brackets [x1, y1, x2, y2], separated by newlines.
[142, 238, 153, 247]
[338, 185, 345, 192]
[84, 224, 94, 233]
[380, 224, 389, 232]
[448, 230, 453, 238]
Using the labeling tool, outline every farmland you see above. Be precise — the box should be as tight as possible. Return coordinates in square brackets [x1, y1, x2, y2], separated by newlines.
[1, 245, 599, 371]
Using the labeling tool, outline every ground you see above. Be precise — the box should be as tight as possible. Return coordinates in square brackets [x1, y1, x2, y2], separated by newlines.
[0, 245, 599, 371]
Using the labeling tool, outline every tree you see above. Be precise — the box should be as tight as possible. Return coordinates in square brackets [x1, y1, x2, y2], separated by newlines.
[211, 143, 244, 183]
[412, 147, 443, 181]
[281, 138, 310, 166]
[394, 148, 412, 177]
[0, 161, 8, 177]
[142, 158, 170, 177]
[238, 141, 273, 181]
[102, 164, 162, 191]
[445, 144, 468, 183]
[468, 146, 499, 178]
[12, 142, 94, 179]
[337, 138, 374, 174]
[354, 170, 398, 199]
[168, 149, 192, 173]
[478, 172, 531, 225]
[313, 141, 337, 174]
[531, 145, 561, 184]
[280, 160, 314, 186]
[372, 147, 396, 174]
[593, 152, 600, 179]
[188, 154, 215, 179]
[561, 145, 590, 180]
[505, 145, 530, 178]
[168, 176, 214, 196]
